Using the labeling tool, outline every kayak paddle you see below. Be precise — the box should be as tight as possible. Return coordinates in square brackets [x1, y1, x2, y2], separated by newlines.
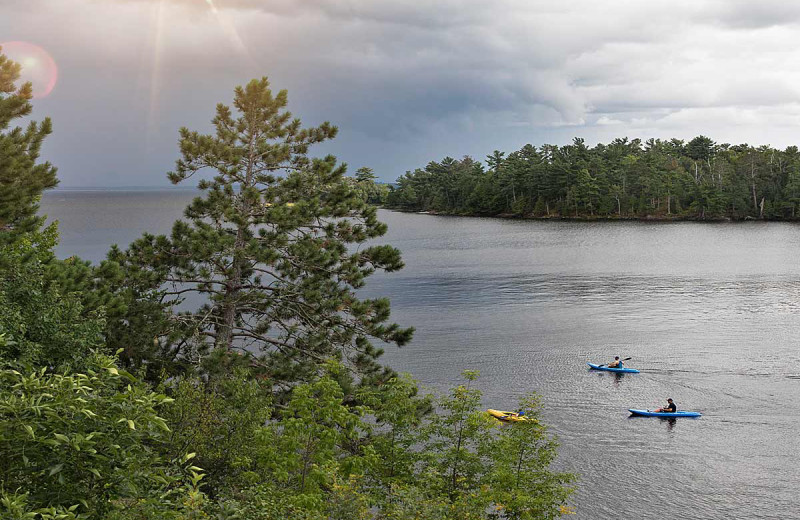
[598, 356, 632, 368]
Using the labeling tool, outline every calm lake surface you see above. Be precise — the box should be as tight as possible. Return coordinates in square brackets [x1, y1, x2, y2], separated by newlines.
[41, 190, 800, 519]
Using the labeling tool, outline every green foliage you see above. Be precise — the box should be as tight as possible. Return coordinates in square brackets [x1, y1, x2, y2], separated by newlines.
[0, 352, 574, 519]
[0, 224, 104, 369]
[422, 370, 496, 502]
[387, 136, 800, 220]
[259, 363, 374, 495]
[0, 353, 203, 519]
[488, 395, 576, 519]
[114, 78, 412, 386]
[160, 369, 272, 496]
[377, 484, 451, 520]
[40, 249, 181, 382]
[376, 371, 575, 519]
[213, 368, 573, 519]
[0, 64, 576, 519]
[360, 373, 431, 499]
[0, 46, 58, 244]
[214, 364, 375, 519]
[349, 167, 390, 205]
[0, 47, 103, 371]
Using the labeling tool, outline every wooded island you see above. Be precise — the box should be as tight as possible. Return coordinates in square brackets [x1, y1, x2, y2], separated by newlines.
[387, 137, 800, 220]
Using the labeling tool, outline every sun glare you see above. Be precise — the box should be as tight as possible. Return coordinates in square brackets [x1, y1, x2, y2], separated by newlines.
[1, 41, 58, 98]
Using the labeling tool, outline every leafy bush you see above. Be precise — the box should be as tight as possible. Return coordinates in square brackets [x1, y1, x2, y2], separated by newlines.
[0, 353, 203, 519]
[160, 368, 272, 495]
[210, 369, 575, 519]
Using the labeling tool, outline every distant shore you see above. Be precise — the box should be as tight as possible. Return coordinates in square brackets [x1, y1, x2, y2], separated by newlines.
[387, 207, 788, 223]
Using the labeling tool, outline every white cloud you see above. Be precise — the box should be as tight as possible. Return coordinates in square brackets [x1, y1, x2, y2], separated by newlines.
[596, 116, 623, 126]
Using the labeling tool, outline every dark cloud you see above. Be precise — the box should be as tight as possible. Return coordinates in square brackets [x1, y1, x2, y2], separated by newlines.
[110, 0, 498, 28]
[698, 0, 800, 29]
[3, 0, 800, 186]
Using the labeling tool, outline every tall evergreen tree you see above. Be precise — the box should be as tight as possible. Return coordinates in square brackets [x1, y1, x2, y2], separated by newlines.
[0, 47, 58, 244]
[118, 78, 412, 385]
[354, 166, 377, 183]
[0, 48, 108, 370]
[349, 166, 388, 205]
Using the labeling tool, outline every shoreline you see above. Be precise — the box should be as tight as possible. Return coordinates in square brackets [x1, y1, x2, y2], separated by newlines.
[384, 207, 793, 223]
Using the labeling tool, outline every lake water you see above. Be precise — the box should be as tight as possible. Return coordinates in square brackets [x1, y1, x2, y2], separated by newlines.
[41, 190, 800, 519]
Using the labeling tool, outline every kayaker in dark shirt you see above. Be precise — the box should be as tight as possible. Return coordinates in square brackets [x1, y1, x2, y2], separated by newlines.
[655, 398, 676, 413]
[608, 356, 622, 368]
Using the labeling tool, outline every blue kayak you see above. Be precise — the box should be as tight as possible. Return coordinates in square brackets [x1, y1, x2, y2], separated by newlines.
[629, 409, 701, 418]
[587, 363, 640, 374]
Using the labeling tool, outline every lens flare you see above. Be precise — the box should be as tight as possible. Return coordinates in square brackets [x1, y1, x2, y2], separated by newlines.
[1, 41, 58, 98]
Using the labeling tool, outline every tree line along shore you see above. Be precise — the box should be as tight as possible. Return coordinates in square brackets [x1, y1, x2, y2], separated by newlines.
[385, 136, 800, 221]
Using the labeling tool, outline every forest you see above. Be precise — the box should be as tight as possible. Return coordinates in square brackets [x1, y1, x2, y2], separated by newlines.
[386, 137, 800, 220]
[0, 49, 574, 519]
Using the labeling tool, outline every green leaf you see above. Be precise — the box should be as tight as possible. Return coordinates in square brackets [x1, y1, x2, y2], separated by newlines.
[48, 463, 64, 476]
[181, 452, 196, 463]
[119, 369, 137, 382]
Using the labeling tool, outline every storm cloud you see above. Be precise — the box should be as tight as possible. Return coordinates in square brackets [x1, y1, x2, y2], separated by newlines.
[4, 0, 800, 186]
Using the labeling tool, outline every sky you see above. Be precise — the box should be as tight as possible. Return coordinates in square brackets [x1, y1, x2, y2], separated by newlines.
[5, 0, 800, 187]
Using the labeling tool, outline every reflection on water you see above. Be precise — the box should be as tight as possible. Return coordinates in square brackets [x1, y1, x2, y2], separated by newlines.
[41, 193, 800, 520]
[627, 415, 679, 432]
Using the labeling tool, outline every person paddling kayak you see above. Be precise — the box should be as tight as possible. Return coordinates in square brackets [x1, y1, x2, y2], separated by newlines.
[608, 356, 623, 368]
[654, 398, 676, 413]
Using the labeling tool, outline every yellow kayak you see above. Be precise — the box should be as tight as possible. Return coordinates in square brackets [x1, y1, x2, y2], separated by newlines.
[487, 409, 533, 422]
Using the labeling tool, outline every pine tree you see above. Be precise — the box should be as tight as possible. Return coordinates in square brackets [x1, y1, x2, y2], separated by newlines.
[0, 48, 107, 370]
[0, 47, 58, 244]
[350, 167, 388, 205]
[118, 78, 412, 385]
[354, 166, 377, 183]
